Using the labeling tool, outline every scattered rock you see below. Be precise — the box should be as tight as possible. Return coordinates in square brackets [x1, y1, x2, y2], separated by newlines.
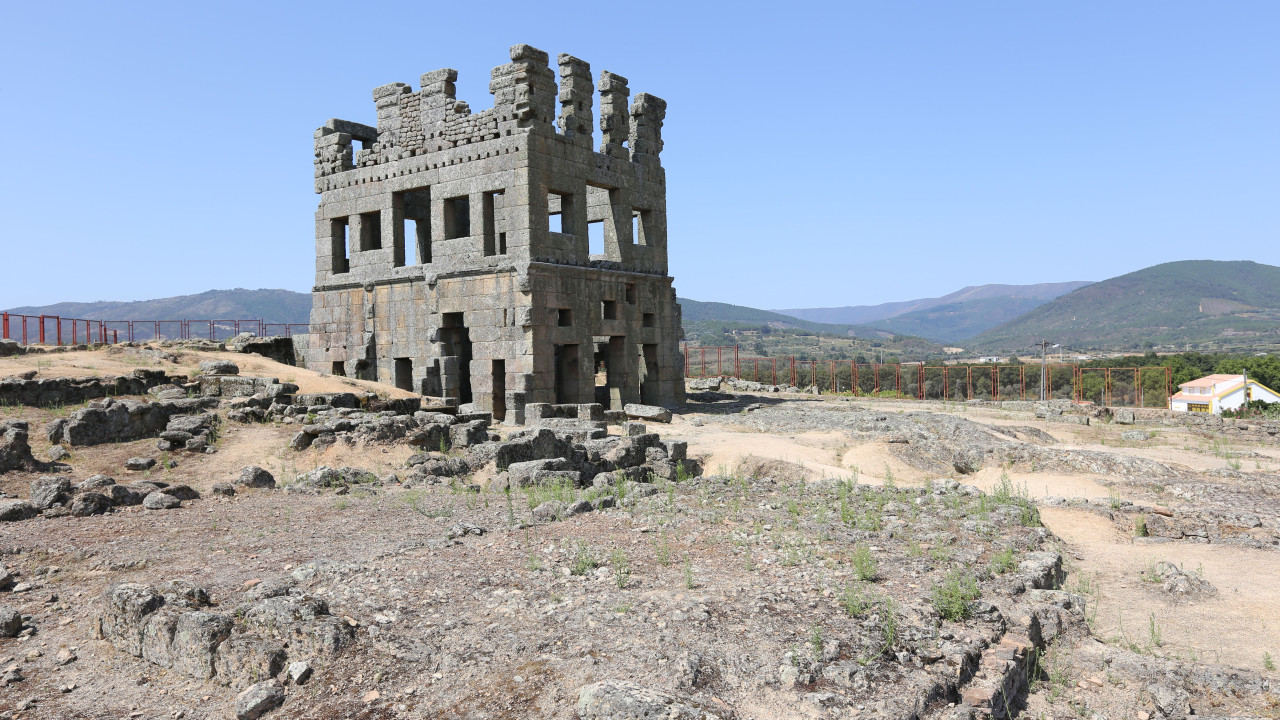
[1150, 561, 1217, 599]
[237, 466, 276, 488]
[623, 403, 673, 423]
[125, 457, 157, 471]
[212, 483, 237, 497]
[47, 444, 70, 462]
[199, 360, 240, 376]
[0, 500, 37, 522]
[30, 476, 72, 510]
[70, 492, 111, 517]
[0, 607, 21, 637]
[143, 492, 181, 510]
[235, 681, 285, 720]
[287, 660, 312, 685]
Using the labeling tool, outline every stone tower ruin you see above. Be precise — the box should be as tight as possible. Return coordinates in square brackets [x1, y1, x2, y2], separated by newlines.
[302, 43, 685, 422]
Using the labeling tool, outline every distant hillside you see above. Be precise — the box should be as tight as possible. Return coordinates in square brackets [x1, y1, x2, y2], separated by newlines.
[5, 289, 312, 323]
[970, 260, 1280, 352]
[679, 299, 944, 361]
[864, 296, 1053, 344]
[775, 281, 1091, 327]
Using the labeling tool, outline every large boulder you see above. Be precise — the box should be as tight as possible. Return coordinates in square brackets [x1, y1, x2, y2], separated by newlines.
[30, 476, 72, 510]
[237, 466, 276, 488]
[623, 404, 673, 423]
[0, 499, 37, 522]
[235, 681, 285, 720]
[143, 492, 182, 510]
[0, 421, 39, 473]
[100, 583, 165, 657]
[0, 606, 22, 637]
[70, 492, 111, 517]
[199, 360, 240, 376]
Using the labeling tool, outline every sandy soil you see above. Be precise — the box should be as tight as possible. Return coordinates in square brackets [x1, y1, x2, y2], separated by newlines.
[1042, 506, 1280, 671]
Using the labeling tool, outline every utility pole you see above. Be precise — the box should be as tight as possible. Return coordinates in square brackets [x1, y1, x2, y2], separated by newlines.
[1034, 339, 1059, 401]
[1244, 368, 1251, 411]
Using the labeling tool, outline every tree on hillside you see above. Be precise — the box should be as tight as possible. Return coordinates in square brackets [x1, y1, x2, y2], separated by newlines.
[1215, 355, 1280, 391]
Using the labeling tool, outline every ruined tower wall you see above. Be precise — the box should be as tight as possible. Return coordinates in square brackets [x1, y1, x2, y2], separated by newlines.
[304, 44, 684, 419]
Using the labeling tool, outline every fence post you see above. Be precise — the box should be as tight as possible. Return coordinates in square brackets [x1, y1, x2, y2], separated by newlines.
[734, 346, 740, 380]
[38, 315, 46, 345]
[2, 312, 7, 340]
[771, 357, 777, 386]
[71, 319, 77, 345]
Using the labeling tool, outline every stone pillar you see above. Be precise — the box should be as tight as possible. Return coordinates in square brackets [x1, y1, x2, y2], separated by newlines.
[419, 68, 459, 137]
[557, 54, 592, 147]
[490, 44, 555, 131]
[629, 93, 666, 168]
[597, 71, 629, 159]
[372, 82, 411, 159]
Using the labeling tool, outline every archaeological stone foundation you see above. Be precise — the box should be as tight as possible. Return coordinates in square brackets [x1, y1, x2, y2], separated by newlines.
[300, 43, 685, 423]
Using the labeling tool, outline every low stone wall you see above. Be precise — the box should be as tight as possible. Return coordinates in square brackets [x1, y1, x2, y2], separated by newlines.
[47, 397, 221, 447]
[0, 369, 180, 407]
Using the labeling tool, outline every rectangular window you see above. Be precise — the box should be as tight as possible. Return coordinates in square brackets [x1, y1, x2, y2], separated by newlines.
[625, 283, 636, 304]
[359, 210, 382, 251]
[444, 196, 470, 239]
[642, 312, 655, 328]
[482, 190, 502, 256]
[602, 300, 617, 320]
[587, 220, 605, 256]
[558, 308, 573, 327]
[331, 360, 346, 376]
[395, 188, 430, 266]
[330, 218, 349, 274]
[498, 232, 507, 255]
[631, 211, 642, 245]
[547, 191, 575, 235]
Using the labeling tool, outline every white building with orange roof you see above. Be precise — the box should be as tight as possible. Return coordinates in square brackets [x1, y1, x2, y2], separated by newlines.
[1169, 373, 1280, 414]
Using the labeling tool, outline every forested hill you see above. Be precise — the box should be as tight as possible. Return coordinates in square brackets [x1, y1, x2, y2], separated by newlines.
[970, 260, 1280, 352]
[6, 289, 313, 323]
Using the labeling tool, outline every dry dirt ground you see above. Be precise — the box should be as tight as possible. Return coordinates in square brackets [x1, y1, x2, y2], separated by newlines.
[2, 348, 1279, 719]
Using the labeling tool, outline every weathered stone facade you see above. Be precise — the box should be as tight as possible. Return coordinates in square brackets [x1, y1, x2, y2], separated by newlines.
[302, 44, 684, 423]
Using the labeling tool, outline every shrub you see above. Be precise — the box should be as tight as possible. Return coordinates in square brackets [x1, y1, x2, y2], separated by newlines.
[932, 570, 980, 621]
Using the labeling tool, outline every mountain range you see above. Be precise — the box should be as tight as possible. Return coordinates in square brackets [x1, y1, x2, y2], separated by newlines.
[7, 260, 1280, 356]
[968, 260, 1280, 352]
[776, 281, 1092, 343]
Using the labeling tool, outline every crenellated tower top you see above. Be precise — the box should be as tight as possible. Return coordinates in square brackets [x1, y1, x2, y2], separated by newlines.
[313, 43, 666, 190]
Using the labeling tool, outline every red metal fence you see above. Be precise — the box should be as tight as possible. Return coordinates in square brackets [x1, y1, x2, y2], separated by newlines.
[1, 313, 309, 346]
[681, 344, 1173, 409]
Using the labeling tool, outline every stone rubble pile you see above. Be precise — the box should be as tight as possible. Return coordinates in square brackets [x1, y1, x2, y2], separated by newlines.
[0, 474, 200, 523]
[97, 577, 353, 715]
[46, 396, 220, 447]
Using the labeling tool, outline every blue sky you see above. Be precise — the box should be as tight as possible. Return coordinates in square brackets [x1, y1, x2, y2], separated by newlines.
[2, 1, 1277, 313]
